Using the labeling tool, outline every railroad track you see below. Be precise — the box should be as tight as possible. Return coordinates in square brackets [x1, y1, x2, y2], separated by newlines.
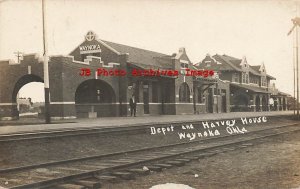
[0, 122, 299, 189]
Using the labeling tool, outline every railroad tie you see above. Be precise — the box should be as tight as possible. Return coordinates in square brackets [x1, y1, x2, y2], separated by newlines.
[154, 163, 173, 169]
[94, 175, 118, 183]
[128, 168, 150, 175]
[144, 165, 162, 172]
[111, 171, 135, 180]
[165, 160, 185, 166]
[174, 158, 191, 163]
[73, 180, 102, 189]
[55, 183, 87, 189]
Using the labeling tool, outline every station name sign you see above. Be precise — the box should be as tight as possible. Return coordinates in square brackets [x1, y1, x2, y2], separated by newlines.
[79, 44, 101, 54]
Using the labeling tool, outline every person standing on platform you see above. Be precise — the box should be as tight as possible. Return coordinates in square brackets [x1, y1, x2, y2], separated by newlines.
[130, 94, 137, 117]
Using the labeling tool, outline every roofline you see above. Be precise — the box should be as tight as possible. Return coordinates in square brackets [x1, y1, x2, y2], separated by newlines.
[96, 39, 122, 55]
[68, 38, 122, 56]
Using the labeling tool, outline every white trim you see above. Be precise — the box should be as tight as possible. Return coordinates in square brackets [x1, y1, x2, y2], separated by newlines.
[28, 65, 31, 74]
[51, 116, 77, 120]
[0, 103, 17, 106]
[180, 59, 189, 64]
[0, 117, 14, 121]
[76, 102, 128, 105]
[164, 102, 194, 105]
[50, 102, 75, 105]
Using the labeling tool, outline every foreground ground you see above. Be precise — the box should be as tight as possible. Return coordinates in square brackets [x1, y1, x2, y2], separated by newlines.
[103, 129, 300, 189]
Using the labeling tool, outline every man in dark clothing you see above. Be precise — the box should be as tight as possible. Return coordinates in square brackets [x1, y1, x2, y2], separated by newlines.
[129, 95, 137, 117]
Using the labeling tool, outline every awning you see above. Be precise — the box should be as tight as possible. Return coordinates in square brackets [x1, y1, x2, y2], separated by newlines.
[230, 83, 270, 94]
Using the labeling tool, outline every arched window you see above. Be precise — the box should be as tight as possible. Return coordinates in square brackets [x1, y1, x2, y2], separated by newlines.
[179, 83, 190, 102]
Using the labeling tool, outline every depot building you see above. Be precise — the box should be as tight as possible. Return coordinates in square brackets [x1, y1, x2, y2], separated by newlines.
[0, 31, 230, 120]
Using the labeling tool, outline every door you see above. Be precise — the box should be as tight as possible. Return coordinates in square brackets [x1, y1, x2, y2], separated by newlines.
[143, 84, 150, 114]
[222, 93, 226, 112]
[207, 88, 213, 113]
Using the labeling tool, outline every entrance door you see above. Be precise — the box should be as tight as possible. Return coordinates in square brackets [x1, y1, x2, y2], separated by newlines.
[207, 88, 213, 113]
[143, 84, 150, 114]
[222, 90, 226, 112]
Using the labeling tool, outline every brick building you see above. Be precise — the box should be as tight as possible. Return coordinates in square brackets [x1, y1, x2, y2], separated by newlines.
[0, 31, 229, 120]
[196, 54, 288, 112]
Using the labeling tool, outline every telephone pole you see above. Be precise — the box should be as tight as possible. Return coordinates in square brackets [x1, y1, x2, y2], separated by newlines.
[288, 17, 300, 119]
[42, 0, 51, 123]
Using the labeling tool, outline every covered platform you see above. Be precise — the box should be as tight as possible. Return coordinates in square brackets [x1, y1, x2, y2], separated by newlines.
[0, 111, 294, 136]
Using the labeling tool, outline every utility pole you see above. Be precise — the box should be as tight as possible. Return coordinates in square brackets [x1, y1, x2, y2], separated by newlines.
[288, 17, 300, 119]
[14, 51, 23, 63]
[42, 0, 51, 123]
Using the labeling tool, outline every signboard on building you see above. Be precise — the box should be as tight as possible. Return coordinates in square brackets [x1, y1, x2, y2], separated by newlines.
[79, 44, 101, 54]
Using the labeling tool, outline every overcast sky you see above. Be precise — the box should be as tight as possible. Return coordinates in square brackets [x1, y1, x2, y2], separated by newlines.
[0, 0, 297, 102]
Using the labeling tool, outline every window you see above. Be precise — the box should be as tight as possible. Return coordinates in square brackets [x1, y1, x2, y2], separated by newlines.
[245, 73, 249, 84]
[261, 76, 267, 87]
[242, 72, 249, 84]
[179, 83, 190, 103]
[232, 73, 239, 83]
[204, 60, 211, 67]
[250, 77, 259, 85]
[181, 63, 189, 69]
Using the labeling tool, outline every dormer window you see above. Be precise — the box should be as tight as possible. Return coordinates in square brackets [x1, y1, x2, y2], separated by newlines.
[242, 72, 249, 84]
[204, 60, 211, 67]
[232, 73, 239, 83]
[261, 76, 267, 87]
[181, 63, 188, 69]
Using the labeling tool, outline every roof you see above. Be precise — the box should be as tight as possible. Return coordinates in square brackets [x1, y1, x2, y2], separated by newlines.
[198, 54, 275, 79]
[101, 40, 173, 69]
[230, 83, 271, 94]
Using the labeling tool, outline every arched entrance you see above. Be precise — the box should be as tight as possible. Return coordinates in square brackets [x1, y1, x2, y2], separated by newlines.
[75, 79, 116, 117]
[12, 74, 44, 119]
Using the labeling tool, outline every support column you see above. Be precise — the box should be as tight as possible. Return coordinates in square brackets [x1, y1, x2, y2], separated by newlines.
[259, 95, 263, 112]
[267, 94, 270, 111]
[252, 94, 257, 112]
[276, 97, 280, 111]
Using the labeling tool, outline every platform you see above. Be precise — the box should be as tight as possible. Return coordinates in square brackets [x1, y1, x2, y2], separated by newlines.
[0, 111, 294, 135]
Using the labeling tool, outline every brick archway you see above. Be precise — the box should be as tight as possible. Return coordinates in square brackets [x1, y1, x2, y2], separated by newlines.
[75, 79, 117, 118]
[12, 74, 44, 103]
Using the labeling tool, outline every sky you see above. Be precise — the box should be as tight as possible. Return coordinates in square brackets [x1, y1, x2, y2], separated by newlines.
[0, 0, 298, 102]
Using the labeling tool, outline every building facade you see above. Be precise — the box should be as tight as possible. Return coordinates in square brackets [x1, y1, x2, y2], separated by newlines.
[197, 54, 288, 112]
[0, 31, 230, 120]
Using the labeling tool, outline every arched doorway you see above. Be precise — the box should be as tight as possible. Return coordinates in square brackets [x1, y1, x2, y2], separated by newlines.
[12, 74, 44, 119]
[75, 79, 116, 117]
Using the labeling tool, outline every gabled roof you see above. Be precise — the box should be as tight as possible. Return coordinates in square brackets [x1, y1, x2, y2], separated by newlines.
[101, 40, 173, 69]
[250, 65, 260, 72]
[197, 54, 241, 71]
[198, 54, 275, 79]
